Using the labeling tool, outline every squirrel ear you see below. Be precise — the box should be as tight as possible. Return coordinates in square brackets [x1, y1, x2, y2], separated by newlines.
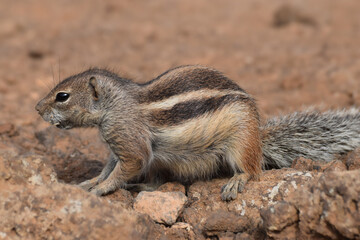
[89, 77, 100, 101]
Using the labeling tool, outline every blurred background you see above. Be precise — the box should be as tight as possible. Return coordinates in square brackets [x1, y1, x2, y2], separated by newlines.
[0, 0, 360, 130]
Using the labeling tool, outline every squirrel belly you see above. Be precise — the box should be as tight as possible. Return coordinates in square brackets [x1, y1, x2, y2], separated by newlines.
[35, 65, 360, 201]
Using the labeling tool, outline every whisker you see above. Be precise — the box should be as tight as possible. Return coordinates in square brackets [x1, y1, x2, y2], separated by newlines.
[58, 56, 61, 84]
[51, 64, 56, 88]
[39, 77, 52, 91]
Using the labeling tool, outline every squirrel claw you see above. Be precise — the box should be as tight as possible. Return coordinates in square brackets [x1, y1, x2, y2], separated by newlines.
[90, 187, 105, 196]
[90, 181, 120, 196]
[221, 173, 250, 201]
[78, 179, 98, 191]
[221, 182, 238, 201]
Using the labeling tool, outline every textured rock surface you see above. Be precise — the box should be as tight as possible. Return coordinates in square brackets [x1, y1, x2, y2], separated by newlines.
[162, 222, 197, 240]
[182, 169, 319, 239]
[133, 191, 188, 225]
[0, 123, 17, 137]
[343, 148, 360, 170]
[261, 202, 299, 239]
[262, 170, 360, 239]
[203, 210, 249, 236]
[0, 185, 154, 240]
[0, 150, 157, 240]
[158, 182, 186, 195]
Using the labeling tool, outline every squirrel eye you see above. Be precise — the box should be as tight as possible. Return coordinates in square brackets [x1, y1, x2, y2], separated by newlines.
[55, 92, 70, 102]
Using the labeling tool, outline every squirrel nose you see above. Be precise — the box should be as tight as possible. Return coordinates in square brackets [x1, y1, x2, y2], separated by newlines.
[35, 101, 43, 113]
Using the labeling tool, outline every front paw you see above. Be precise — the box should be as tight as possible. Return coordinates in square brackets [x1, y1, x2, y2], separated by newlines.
[90, 187, 104, 196]
[90, 185, 115, 196]
[90, 180, 124, 196]
[78, 179, 98, 191]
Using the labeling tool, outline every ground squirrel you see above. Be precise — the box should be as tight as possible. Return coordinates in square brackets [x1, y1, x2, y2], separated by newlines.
[35, 65, 360, 200]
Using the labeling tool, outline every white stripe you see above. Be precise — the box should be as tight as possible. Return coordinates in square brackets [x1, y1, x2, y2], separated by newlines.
[139, 89, 247, 110]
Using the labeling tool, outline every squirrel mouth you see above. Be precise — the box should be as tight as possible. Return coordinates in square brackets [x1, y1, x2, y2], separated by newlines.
[53, 121, 72, 130]
[54, 123, 64, 129]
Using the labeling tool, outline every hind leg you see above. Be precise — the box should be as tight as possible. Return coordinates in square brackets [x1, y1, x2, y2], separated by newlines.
[220, 124, 262, 201]
[124, 167, 164, 192]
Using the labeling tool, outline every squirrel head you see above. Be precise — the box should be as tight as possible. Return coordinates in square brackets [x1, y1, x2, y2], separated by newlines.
[35, 69, 116, 129]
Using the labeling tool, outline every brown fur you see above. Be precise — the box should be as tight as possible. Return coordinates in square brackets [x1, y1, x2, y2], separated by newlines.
[36, 65, 263, 200]
[147, 94, 252, 126]
[137, 65, 245, 103]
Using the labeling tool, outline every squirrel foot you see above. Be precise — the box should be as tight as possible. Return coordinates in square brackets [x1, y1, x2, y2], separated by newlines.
[90, 183, 116, 196]
[221, 173, 250, 201]
[78, 177, 99, 191]
[90, 178, 124, 196]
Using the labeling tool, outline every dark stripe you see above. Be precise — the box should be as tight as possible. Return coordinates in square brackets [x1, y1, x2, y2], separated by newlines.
[137, 67, 246, 104]
[149, 94, 253, 126]
[138, 65, 188, 86]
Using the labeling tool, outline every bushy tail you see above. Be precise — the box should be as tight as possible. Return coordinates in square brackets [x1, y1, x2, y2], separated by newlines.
[261, 108, 360, 169]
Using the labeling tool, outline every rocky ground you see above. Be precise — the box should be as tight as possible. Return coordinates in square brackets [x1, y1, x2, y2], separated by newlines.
[1, 0, 360, 239]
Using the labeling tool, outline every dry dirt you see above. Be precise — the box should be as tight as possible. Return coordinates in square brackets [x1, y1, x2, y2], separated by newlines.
[1, 0, 360, 239]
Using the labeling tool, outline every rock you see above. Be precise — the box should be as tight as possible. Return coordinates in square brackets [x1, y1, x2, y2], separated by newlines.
[0, 153, 57, 186]
[161, 222, 197, 240]
[217, 232, 236, 240]
[292, 157, 347, 173]
[28, 49, 45, 60]
[0, 123, 17, 137]
[0, 141, 16, 152]
[183, 169, 318, 239]
[262, 170, 360, 239]
[34, 127, 107, 184]
[291, 157, 314, 171]
[261, 202, 298, 239]
[343, 148, 360, 170]
[158, 182, 186, 195]
[235, 232, 253, 240]
[261, 202, 298, 232]
[0, 184, 156, 240]
[133, 191, 187, 225]
[0, 151, 158, 239]
[273, 5, 316, 27]
[322, 160, 347, 172]
[203, 210, 249, 236]
[105, 188, 134, 210]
